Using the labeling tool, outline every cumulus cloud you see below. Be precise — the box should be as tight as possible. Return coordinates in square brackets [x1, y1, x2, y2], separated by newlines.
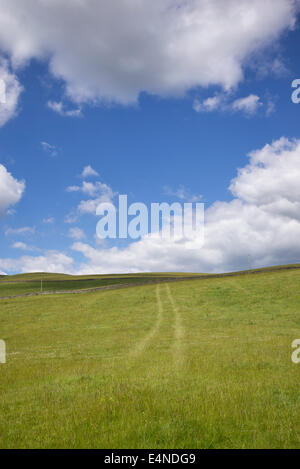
[42, 217, 55, 224]
[64, 212, 79, 224]
[194, 93, 263, 115]
[41, 141, 58, 157]
[77, 186, 114, 215]
[5, 226, 34, 236]
[3, 137, 300, 274]
[12, 242, 38, 252]
[70, 181, 112, 198]
[0, 251, 74, 274]
[0, 164, 25, 215]
[193, 94, 224, 113]
[231, 94, 263, 115]
[0, 0, 298, 105]
[68, 227, 85, 241]
[81, 165, 99, 179]
[0, 59, 22, 127]
[47, 100, 82, 117]
[67, 179, 115, 216]
[69, 137, 300, 274]
[229, 138, 300, 211]
[164, 184, 203, 202]
[66, 186, 80, 193]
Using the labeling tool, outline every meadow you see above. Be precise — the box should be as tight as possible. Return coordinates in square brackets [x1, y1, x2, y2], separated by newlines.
[0, 272, 203, 298]
[0, 266, 300, 448]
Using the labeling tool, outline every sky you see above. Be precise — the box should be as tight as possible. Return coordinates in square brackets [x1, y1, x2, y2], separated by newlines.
[1, 0, 300, 274]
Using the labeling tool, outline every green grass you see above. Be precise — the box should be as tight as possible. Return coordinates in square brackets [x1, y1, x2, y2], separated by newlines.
[0, 272, 199, 297]
[0, 267, 300, 448]
[0, 276, 155, 297]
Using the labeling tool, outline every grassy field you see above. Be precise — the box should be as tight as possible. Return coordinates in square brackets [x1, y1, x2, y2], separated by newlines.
[0, 272, 202, 298]
[0, 266, 300, 448]
[0, 275, 160, 297]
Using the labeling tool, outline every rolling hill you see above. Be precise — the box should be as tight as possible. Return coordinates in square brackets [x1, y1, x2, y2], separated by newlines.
[0, 265, 300, 448]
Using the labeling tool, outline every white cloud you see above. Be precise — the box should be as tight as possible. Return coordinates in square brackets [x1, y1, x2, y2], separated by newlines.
[47, 100, 82, 117]
[83, 182, 110, 198]
[12, 242, 29, 250]
[81, 165, 99, 179]
[69, 137, 300, 274]
[0, 251, 74, 274]
[0, 59, 22, 127]
[64, 212, 78, 224]
[229, 138, 300, 208]
[7, 208, 16, 216]
[0, 1, 298, 105]
[4, 137, 300, 274]
[42, 217, 55, 224]
[68, 227, 85, 241]
[12, 242, 37, 252]
[265, 93, 277, 116]
[255, 57, 289, 79]
[77, 190, 114, 215]
[67, 179, 115, 215]
[41, 141, 58, 157]
[231, 94, 263, 115]
[67, 182, 106, 197]
[5, 226, 35, 236]
[164, 185, 203, 202]
[193, 95, 224, 113]
[194, 93, 263, 115]
[0, 164, 25, 215]
[66, 186, 80, 193]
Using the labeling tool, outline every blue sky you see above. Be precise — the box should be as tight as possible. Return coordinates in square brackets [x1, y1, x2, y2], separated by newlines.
[1, 0, 300, 274]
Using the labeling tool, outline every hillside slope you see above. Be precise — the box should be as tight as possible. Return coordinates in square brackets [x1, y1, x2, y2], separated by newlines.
[0, 266, 300, 448]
